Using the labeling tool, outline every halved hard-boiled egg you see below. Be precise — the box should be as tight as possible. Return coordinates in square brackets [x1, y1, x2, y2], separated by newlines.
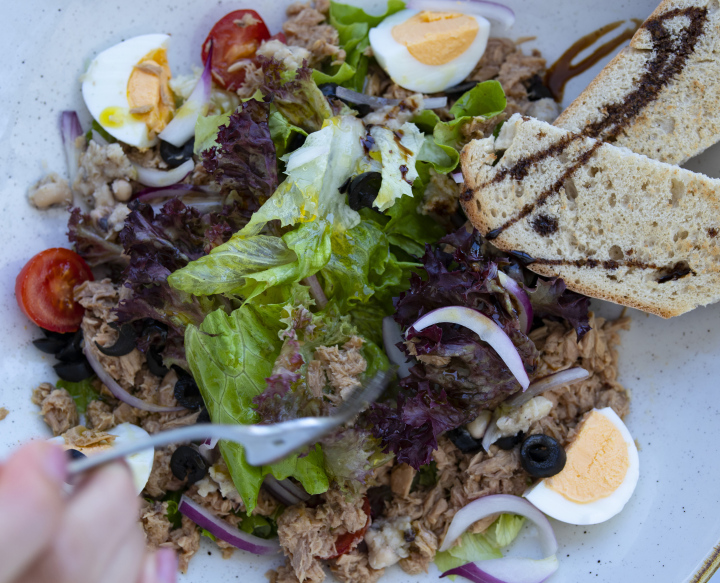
[82, 34, 175, 148]
[524, 408, 639, 525]
[369, 9, 490, 93]
[50, 423, 154, 494]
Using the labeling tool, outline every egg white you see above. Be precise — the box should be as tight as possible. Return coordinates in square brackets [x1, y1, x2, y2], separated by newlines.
[523, 407, 639, 525]
[50, 422, 154, 494]
[369, 9, 490, 94]
[82, 34, 170, 148]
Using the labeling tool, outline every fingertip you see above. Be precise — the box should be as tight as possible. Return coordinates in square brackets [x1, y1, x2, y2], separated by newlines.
[138, 549, 178, 583]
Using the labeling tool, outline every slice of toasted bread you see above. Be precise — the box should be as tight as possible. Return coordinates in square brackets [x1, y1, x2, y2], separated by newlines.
[460, 113, 720, 318]
[554, 0, 720, 165]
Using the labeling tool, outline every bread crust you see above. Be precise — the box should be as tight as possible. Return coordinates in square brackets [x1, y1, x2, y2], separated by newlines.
[554, 0, 720, 165]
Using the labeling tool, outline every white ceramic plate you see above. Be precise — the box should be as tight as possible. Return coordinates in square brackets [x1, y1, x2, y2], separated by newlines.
[1, 1, 719, 582]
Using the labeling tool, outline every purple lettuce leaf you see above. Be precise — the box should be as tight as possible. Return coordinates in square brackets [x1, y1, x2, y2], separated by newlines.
[114, 199, 251, 362]
[528, 277, 591, 340]
[202, 98, 278, 203]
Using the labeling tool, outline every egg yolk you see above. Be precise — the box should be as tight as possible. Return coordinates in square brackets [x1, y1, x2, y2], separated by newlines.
[126, 47, 175, 140]
[546, 410, 629, 503]
[391, 11, 479, 66]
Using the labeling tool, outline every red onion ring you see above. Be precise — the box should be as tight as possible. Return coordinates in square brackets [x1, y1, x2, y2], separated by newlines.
[159, 43, 213, 147]
[409, 307, 529, 389]
[132, 159, 195, 187]
[451, 170, 464, 184]
[60, 111, 83, 187]
[382, 316, 413, 378]
[505, 367, 589, 408]
[439, 495, 559, 583]
[497, 272, 533, 335]
[83, 343, 185, 413]
[132, 183, 218, 202]
[406, 0, 516, 33]
[263, 474, 310, 506]
[442, 556, 559, 583]
[335, 86, 447, 110]
[178, 496, 280, 555]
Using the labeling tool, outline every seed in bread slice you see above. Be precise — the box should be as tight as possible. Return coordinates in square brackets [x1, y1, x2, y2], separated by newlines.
[554, 0, 720, 165]
[460, 113, 720, 318]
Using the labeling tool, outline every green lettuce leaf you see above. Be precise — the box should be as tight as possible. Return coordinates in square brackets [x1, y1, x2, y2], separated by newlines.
[168, 220, 332, 302]
[434, 514, 526, 576]
[367, 123, 424, 212]
[269, 109, 307, 157]
[321, 0, 406, 92]
[415, 80, 507, 173]
[184, 290, 329, 512]
[194, 111, 231, 155]
[319, 219, 416, 313]
[239, 116, 366, 237]
[56, 378, 100, 414]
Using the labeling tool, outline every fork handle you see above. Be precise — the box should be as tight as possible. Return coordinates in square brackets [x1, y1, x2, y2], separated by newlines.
[67, 418, 330, 479]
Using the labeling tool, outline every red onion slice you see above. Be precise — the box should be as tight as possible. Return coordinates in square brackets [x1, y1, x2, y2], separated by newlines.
[263, 474, 310, 506]
[497, 272, 533, 335]
[409, 307, 529, 389]
[442, 556, 559, 583]
[133, 183, 218, 202]
[159, 44, 213, 147]
[382, 317, 413, 378]
[335, 86, 447, 110]
[406, 0, 516, 33]
[83, 344, 185, 413]
[301, 275, 328, 309]
[198, 437, 219, 462]
[451, 170, 464, 184]
[440, 494, 557, 555]
[178, 496, 280, 555]
[60, 111, 83, 186]
[132, 159, 195, 187]
[505, 367, 589, 408]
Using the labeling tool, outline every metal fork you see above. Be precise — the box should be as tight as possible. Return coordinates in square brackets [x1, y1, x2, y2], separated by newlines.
[67, 368, 395, 479]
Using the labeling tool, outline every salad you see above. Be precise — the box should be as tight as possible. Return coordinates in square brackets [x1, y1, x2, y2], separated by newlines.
[14, 1, 639, 582]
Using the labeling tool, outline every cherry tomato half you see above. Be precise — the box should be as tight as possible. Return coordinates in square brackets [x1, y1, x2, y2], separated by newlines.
[327, 498, 372, 559]
[201, 10, 272, 91]
[16, 248, 94, 333]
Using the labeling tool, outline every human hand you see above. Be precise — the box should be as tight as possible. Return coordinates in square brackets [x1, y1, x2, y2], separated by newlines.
[0, 441, 177, 583]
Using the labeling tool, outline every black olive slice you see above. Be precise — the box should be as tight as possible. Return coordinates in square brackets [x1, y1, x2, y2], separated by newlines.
[139, 320, 168, 351]
[496, 431, 525, 450]
[33, 336, 71, 355]
[55, 330, 85, 363]
[159, 137, 195, 169]
[348, 172, 383, 211]
[174, 374, 203, 410]
[196, 408, 211, 424]
[146, 347, 169, 377]
[523, 74, 554, 102]
[520, 434, 567, 478]
[67, 449, 87, 460]
[170, 445, 208, 484]
[447, 426, 484, 454]
[318, 83, 339, 99]
[96, 324, 138, 357]
[54, 358, 94, 382]
[443, 80, 479, 95]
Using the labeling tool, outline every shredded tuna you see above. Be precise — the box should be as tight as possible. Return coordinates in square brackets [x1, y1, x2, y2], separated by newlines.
[330, 549, 385, 583]
[73, 139, 135, 208]
[62, 425, 116, 448]
[312, 337, 367, 402]
[32, 384, 79, 436]
[283, 2, 345, 68]
[143, 445, 186, 498]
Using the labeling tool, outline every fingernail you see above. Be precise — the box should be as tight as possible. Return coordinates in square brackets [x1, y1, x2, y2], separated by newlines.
[155, 548, 178, 583]
[44, 444, 68, 485]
